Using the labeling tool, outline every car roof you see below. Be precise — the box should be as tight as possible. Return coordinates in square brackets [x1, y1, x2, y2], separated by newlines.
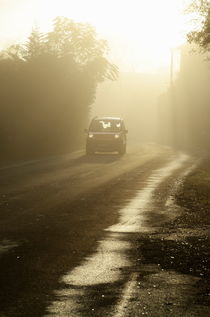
[92, 116, 123, 121]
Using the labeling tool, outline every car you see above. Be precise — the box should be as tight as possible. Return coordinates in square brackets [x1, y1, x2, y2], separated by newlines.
[85, 116, 128, 155]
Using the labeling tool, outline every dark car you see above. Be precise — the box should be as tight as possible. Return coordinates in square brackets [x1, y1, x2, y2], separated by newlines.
[85, 116, 128, 155]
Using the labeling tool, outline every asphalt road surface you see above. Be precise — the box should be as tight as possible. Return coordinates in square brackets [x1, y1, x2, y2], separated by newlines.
[0, 143, 206, 317]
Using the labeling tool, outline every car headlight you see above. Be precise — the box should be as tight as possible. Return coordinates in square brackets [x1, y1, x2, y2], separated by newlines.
[88, 133, 94, 138]
[114, 134, 120, 139]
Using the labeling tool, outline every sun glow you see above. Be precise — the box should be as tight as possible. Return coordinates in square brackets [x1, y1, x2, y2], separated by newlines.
[0, 0, 192, 73]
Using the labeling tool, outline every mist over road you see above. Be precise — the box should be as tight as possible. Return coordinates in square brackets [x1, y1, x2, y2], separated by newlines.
[0, 143, 202, 317]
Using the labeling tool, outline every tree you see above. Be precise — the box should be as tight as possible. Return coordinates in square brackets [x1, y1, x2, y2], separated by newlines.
[47, 17, 118, 80]
[187, 0, 210, 52]
[0, 17, 118, 159]
[24, 26, 46, 61]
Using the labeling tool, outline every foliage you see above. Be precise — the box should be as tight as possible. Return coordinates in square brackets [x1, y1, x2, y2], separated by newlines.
[0, 17, 118, 160]
[187, 0, 210, 52]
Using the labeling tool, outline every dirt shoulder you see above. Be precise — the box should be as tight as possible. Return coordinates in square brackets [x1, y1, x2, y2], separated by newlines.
[132, 157, 210, 316]
[175, 157, 210, 229]
[173, 157, 210, 295]
[157, 156, 210, 281]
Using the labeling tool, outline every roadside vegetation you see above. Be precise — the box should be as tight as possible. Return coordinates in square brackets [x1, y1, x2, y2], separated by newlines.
[176, 158, 210, 228]
[0, 17, 118, 161]
[187, 0, 210, 54]
[173, 158, 209, 296]
[134, 158, 210, 311]
[159, 0, 210, 153]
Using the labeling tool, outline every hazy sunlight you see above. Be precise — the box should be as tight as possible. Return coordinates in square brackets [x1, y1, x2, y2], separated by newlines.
[1, 0, 192, 72]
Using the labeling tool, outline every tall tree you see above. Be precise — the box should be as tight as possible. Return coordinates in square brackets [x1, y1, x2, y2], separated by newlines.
[187, 0, 210, 52]
[47, 17, 118, 80]
[0, 17, 118, 159]
[24, 27, 45, 60]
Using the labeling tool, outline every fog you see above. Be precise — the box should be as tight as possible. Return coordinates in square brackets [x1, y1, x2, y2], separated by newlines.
[0, 11, 210, 161]
[91, 43, 210, 155]
[159, 44, 210, 153]
[92, 72, 167, 144]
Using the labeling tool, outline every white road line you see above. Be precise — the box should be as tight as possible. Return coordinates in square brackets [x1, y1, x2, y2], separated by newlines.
[113, 273, 138, 317]
[47, 152, 197, 316]
[0, 240, 19, 255]
[107, 153, 189, 233]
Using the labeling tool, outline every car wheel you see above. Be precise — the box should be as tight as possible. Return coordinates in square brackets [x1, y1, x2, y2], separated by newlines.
[118, 144, 126, 155]
[86, 145, 95, 155]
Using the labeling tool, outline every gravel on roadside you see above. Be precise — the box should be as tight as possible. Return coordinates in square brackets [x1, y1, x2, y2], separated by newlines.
[134, 157, 210, 314]
[173, 157, 210, 296]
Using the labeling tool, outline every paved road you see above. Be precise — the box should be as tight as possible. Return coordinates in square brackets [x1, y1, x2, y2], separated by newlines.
[0, 143, 205, 317]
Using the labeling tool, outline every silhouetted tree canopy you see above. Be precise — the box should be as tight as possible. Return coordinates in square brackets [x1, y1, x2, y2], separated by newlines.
[0, 17, 118, 160]
[187, 0, 210, 52]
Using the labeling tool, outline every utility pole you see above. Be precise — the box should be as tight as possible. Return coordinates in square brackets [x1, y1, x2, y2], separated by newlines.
[170, 48, 176, 148]
[170, 48, 174, 89]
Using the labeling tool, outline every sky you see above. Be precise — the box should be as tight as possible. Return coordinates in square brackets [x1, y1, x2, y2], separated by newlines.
[0, 0, 193, 73]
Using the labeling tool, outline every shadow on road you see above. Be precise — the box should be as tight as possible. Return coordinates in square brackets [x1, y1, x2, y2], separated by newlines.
[75, 153, 123, 165]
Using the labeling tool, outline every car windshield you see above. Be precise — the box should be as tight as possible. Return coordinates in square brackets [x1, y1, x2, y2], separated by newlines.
[90, 119, 122, 132]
